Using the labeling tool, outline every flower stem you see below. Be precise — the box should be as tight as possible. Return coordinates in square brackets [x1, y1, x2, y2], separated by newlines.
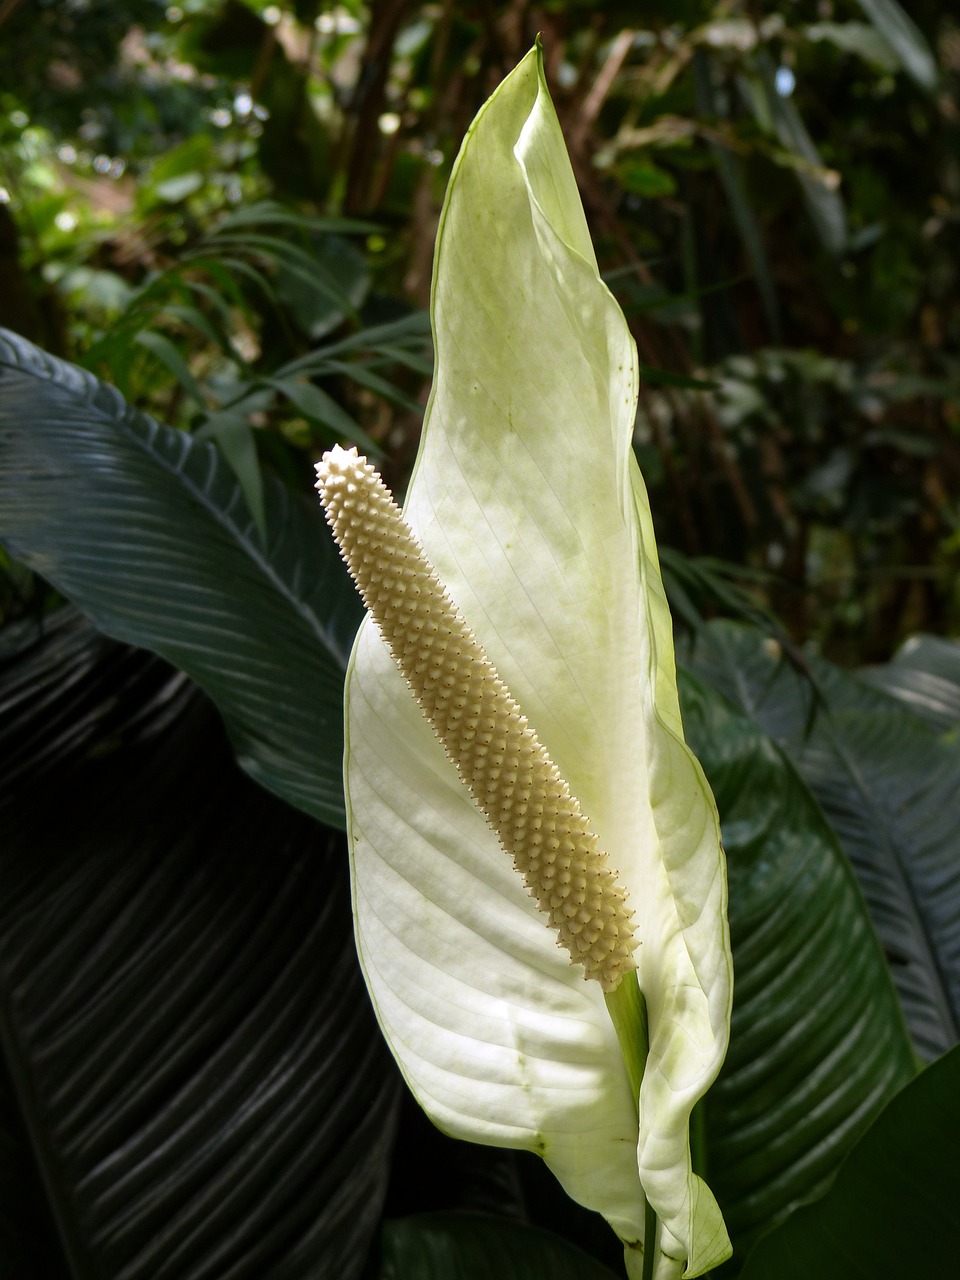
[642, 1198, 658, 1280]
[605, 974, 659, 1279]
[603, 971, 648, 1103]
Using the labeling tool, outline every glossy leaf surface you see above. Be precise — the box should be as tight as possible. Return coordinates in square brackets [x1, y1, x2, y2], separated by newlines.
[686, 620, 960, 1062]
[860, 633, 960, 733]
[0, 610, 399, 1278]
[679, 672, 916, 1262]
[0, 328, 361, 827]
[856, 0, 939, 91]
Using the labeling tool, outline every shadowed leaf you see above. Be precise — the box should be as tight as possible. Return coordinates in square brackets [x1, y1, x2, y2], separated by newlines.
[680, 671, 916, 1261]
[739, 1044, 960, 1279]
[0, 610, 400, 1278]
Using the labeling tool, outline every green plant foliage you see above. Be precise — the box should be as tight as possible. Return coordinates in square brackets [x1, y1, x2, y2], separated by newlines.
[0, 328, 361, 827]
[738, 1043, 960, 1279]
[855, 0, 940, 92]
[2, 0, 957, 649]
[0, 608, 399, 1279]
[860, 633, 960, 733]
[80, 204, 427, 455]
[684, 621, 960, 1062]
[679, 672, 916, 1262]
[378, 1213, 623, 1280]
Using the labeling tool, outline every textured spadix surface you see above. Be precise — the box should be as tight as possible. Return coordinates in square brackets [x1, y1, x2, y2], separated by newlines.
[336, 47, 732, 1280]
[317, 444, 639, 991]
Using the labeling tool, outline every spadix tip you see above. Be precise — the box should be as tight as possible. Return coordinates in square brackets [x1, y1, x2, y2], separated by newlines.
[315, 443, 364, 487]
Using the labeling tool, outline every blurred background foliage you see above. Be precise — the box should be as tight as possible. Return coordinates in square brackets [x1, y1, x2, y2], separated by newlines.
[0, 0, 957, 653]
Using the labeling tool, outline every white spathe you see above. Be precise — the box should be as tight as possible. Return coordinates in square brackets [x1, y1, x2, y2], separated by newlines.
[340, 45, 733, 1280]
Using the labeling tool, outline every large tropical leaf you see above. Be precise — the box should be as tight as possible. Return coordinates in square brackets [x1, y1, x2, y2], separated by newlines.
[739, 1043, 960, 1279]
[685, 620, 960, 1062]
[678, 672, 916, 1267]
[0, 609, 399, 1278]
[379, 1213, 622, 1280]
[0, 1055, 68, 1279]
[860, 633, 960, 734]
[0, 327, 361, 828]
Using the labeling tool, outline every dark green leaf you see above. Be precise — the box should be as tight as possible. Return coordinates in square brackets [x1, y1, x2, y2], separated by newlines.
[0, 1051, 69, 1279]
[0, 328, 361, 828]
[216, 201, 379, 236]
[660, 548, 779, 634]
[134, 329, 206, 406]
[680, 672, 916, 1261]
[379, 1213, 622, 1280]
[860, 633, 960, 734]
[685, 621, 960, 1061]
[804, 21, 900, 72]
[693, 50, 781, 340]
[274, 235, 371, 341]
[739, 1044, 960, 1279]
[264, 374, 380, 453]
[0, 611, 400, 1279]
[183, 255, 283, 313]
[162, 303, 245, 365]
[278, 312, 432, 374]
[320, 358, 424, 414]
[370, 344, 433, 378]
[195, 410, 267, 535]
[206, 233, 361, 318]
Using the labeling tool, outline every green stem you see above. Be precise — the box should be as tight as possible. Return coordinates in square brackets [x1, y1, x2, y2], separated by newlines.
[603, 970, 648, 1105]
[605, 973, 660, 1279]
[642, 1197, 658, 1280]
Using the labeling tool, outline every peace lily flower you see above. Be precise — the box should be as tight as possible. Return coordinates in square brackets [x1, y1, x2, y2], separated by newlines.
[316, 46, 732, 1280]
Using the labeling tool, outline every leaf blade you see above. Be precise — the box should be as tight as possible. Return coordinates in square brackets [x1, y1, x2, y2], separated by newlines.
[685, 621, 960, 1061]
[380, 1213, 623, 1280]
[679, 671, 917, 1258]
[0, 613, 399, 1279]
[0, 328, 360, 827]
[739, 1044, 960, 1279]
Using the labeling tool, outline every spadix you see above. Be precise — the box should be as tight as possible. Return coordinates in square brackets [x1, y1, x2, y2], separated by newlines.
[317, 443, 639, 992]
[318, 44, 733, 1280]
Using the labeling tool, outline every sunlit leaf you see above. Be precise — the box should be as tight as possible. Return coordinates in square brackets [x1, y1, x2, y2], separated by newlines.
[855, 0, 939, 92]
[860, 633, 960, 733]
[741, 50, 847, 256]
